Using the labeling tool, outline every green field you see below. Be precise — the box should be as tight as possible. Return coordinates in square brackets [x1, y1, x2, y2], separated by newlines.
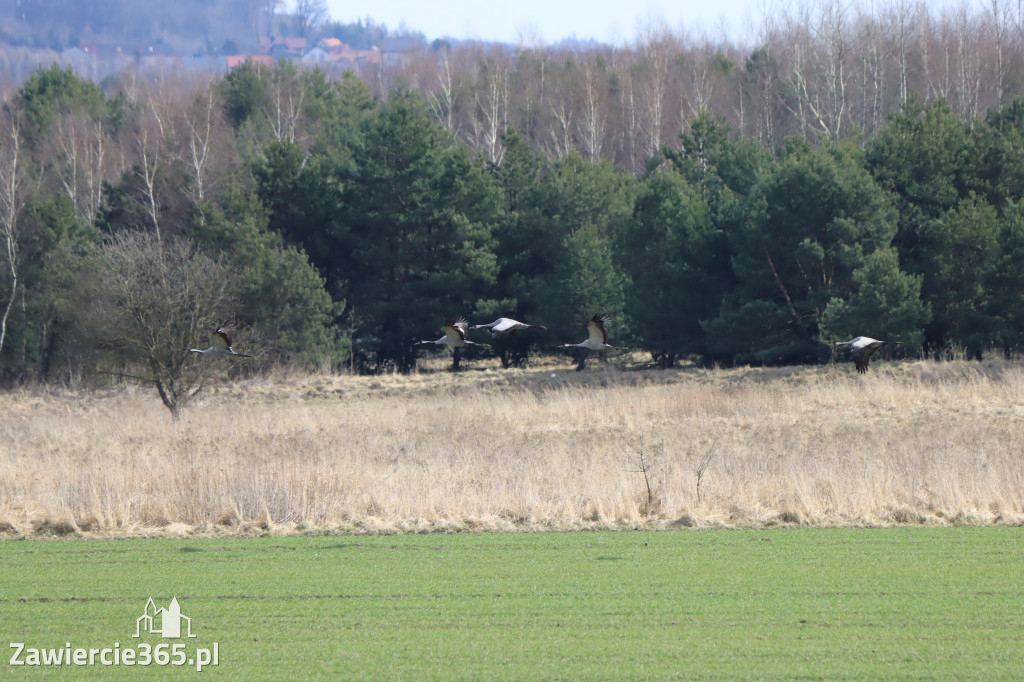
[2, 528, 1022, 679]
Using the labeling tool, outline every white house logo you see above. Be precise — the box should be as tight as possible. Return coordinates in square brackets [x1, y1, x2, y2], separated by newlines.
[134, 597, 195, 639]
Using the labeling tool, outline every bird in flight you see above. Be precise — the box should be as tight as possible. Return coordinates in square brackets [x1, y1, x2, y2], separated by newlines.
[561, 314, 613, 351]
[419, 317, 477, 348]
[190, 324, 250, 357]
[834, 336, 888, 373]
[471, 317, 546, 341]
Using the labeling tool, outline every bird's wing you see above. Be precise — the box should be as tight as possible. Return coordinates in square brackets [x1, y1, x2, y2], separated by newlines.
[442, 318, 459, 342]
[212, 328, 233, 349]
[851, 345, 880, 372]
[587, 314, 609, 345]
[853, 354, 868, 372]
[444, 318, 469, 342]
[491, 318, 520, 339]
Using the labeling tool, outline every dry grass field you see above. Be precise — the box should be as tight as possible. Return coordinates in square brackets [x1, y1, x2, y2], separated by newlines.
[2, 354, 1023, 536]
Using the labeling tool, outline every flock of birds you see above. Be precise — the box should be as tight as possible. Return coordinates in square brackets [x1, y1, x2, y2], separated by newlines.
[417, 314, 611, 352]
[189, 318, 892, 373]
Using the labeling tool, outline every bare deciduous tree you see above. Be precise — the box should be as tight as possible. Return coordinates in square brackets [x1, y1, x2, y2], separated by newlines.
[747, 20, 780, 152]
[429, 44, 458, 133]
[578, 60, 607, 161]
[513, 46, 550, 146]
[0, 107, 25, 358]
[952, 4, 983, 119]
[52, 111, 111, 224]
[186, 82, 216, 209]
[470, 59, 508, 165]
[683, 38, 718, 122]
[617, 62, 644, 172]
[257, 0, 282, 37]
[784, 0, 851, 141]
[179, 78, 235, 222]
[636, 23, 673, 159]
[693, 437, 719, 504]
[133, 94, 168, 240]
[88, 231, 239, 419]
[622, 432, 661, 516]
[293, 0, 327, 38]
[987, 0, 1010, 105]
[549, 94, 575, 160]
[265, 63, 306, 145]
[920, 8, 953, 103]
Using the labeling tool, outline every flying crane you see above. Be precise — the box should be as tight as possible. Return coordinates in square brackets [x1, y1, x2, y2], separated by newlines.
[189, 324, 250, 357]
[471, 317, 547, 341]
[418, 317, 477, 348]
[561, 313, 613, 351]
[834, 336, 888, 373]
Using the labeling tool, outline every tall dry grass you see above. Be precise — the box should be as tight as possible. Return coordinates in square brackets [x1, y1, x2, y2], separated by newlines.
[2, 357, 1023, 535]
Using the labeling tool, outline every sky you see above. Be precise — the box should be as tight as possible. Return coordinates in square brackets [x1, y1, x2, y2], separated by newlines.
[320, 0, 775, 45]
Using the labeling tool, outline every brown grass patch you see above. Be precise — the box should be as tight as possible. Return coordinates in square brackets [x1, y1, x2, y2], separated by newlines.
[32, 517, 79, 536]
[2, 357, 1023, 535]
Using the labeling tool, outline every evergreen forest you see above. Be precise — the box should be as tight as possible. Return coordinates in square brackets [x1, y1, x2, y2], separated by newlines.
[3, 5, 1024, 395]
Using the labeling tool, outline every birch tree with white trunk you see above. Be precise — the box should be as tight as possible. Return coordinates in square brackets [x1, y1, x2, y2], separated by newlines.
[0, 107, 25, 357]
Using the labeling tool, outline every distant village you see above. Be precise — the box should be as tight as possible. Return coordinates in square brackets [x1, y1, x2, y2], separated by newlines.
[0, 34, 422, 84]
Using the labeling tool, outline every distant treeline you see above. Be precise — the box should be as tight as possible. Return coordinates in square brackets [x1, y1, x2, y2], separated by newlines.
[0, 51, 1023, 383]
[0, 0, 413, 54]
